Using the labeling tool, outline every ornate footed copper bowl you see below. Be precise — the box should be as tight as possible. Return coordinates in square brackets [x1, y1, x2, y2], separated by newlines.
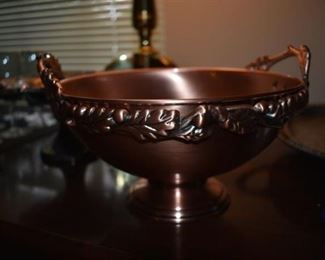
[38, 45, 310, 223]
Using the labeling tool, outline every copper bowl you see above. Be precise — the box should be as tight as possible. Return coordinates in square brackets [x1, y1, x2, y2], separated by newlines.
[38, 45, 310, 222]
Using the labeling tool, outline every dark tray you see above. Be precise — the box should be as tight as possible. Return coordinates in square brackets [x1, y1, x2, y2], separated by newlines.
[279, 105, 325, 159]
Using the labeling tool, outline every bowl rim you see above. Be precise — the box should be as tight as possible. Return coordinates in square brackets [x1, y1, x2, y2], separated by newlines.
[60, 67, 305, 105]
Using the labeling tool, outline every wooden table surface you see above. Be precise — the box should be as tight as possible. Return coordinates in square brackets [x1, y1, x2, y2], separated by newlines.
[0, 134, 324, 259]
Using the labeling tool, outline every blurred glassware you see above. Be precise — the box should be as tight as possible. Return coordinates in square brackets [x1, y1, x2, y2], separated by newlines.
[20, 51, 39, 78]
[0, 52, 20, 80]
[0, 51, 24, 139]
[0, 51, 54, 142]
[18, 51, 49, 131]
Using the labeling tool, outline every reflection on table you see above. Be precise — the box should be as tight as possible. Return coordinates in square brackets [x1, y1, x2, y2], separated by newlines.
[0, 135, 324, 259]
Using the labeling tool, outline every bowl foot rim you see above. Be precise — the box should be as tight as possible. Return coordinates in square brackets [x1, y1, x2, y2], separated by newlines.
[128, 177, 230, 223]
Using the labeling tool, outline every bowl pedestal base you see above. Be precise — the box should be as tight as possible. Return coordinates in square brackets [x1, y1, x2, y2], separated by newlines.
[129, 177, 230, 223]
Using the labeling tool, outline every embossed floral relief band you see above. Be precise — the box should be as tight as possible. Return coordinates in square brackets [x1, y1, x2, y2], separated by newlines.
[37, 46, 310, 142]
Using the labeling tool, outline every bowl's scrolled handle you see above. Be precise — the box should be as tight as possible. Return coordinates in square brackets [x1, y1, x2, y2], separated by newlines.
[37, 53, 64, 96]
[246, 45, 311, 87]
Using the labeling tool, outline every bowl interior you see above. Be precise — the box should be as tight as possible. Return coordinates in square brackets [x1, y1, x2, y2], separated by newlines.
[61, 68, 302, 102]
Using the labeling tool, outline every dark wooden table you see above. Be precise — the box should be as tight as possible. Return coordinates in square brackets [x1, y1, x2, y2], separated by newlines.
[0, 134, 324, 259]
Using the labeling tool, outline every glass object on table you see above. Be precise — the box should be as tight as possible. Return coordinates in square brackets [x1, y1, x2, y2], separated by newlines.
[0, 52, 25, 139]
[19, 51, 39, 77]
[19, 51, 49, 127]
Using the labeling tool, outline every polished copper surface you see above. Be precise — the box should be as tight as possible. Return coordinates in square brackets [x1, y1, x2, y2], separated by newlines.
[37, 45, 310, 222]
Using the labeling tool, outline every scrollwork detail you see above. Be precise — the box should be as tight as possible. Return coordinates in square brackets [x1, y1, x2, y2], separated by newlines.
[37, 53, 308, 142]
[52, 87, 307, 142]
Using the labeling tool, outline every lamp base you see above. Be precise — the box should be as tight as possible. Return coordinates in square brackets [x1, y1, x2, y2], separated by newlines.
[129, 177, 230, 223]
